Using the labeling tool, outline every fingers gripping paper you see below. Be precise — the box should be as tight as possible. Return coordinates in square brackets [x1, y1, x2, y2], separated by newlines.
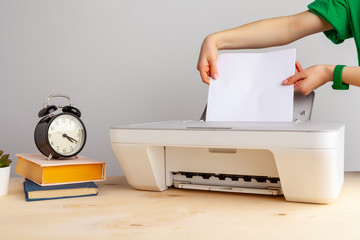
[206, 49, 295, 122]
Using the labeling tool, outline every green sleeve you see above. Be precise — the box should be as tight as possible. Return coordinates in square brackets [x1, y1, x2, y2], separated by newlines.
[308, 0, 352, 44]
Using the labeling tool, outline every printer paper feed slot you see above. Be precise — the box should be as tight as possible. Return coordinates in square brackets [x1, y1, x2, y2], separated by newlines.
[172, 172, 282, 195]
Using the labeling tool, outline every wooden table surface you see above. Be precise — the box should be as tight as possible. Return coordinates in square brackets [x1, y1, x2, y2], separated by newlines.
[1, 173, 360, 240]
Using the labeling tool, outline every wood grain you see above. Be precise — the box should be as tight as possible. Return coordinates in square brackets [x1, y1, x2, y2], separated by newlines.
[1, 173, 359, 240]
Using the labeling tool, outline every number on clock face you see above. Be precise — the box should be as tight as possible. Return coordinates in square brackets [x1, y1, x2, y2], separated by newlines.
[47, 114, 85, 156]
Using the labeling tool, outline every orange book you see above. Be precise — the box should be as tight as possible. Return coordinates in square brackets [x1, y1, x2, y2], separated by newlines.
[16, 153, 106, 186]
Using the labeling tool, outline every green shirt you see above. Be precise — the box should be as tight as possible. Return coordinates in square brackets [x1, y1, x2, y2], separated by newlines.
[308, 0, 360, 64]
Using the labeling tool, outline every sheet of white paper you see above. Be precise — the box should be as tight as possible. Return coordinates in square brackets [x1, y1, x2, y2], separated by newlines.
[206, 49, 295, 122]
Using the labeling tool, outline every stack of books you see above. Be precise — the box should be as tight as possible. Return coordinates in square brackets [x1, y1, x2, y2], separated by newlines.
[15, 153, 106, 201]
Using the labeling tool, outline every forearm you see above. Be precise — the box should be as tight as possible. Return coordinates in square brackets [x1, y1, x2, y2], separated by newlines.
[210, 11, 332, 50]
[197, 10, 332, 84]
[342, 67, 360, 87]
[213, 17, 294, 50]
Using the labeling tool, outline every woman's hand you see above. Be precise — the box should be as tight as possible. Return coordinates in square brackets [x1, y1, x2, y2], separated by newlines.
[283, 62, 334, 95]
[197, 34, 220, 85]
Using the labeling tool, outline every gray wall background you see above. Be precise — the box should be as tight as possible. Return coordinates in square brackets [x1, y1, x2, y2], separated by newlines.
[1, 0, 359, 177]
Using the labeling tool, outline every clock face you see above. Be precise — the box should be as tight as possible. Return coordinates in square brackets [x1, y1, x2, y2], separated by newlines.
[47, 114, 86, 157]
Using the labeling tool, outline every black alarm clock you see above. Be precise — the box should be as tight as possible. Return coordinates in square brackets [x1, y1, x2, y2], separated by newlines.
[34, 94, 87, 160]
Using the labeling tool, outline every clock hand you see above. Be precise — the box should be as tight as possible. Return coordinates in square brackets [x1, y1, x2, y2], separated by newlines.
[62, 133, 78, 144]
[67, 135, 78, 144]
[62, 133, 74, 143]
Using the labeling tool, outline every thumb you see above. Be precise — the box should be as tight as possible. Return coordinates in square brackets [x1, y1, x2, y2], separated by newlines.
[209, 60, 218, 79]
[282, 71, 305, 85]
[295, 61, 303, 73]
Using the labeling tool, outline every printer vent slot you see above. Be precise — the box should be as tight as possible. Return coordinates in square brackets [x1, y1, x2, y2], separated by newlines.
[174, 172, 281, 195]
[173, 172, 282, 196]
[177, 172, 279, 183]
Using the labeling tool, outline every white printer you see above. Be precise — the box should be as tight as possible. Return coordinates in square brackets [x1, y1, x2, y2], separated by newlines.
[110, 92, 345, 204]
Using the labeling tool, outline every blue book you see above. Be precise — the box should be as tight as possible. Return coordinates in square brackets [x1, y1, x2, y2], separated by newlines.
[23, 178, 98, 201]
